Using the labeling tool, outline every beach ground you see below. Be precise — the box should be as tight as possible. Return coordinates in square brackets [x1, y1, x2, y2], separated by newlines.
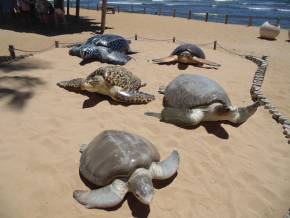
[0, 9, 290, 218]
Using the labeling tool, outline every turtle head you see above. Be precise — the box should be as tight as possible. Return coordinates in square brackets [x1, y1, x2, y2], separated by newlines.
[178, 50, 192, 64]
[69, 46, 81, 57]
[233, 101, 260, 124]
[128, 168, 154, 205]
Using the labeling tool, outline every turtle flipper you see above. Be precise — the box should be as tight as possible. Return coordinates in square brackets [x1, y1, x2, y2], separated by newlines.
[73, 179, 128, 209]
[56, 78, 83, 90]
[192, 56, 221, 67]
[106, 51, 132, 65]
[150, 150, 180, 180]
[152, 55, 178, 64]
[114, 90, 155, 104]
[158, 85, 167, 94]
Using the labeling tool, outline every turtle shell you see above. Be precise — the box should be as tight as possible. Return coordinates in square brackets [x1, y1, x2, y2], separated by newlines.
[79, 130, 160, 186]
[171, 43, 205, 59]
[88, 34, 130, 52]
[163, 74, 232, 109]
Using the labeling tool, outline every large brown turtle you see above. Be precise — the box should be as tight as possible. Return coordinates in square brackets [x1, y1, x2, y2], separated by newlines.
[73, 130, 180, 208]
[57, 65, 154, 104]
[152, 43, 220, 67]
[146, 74, 259, 126]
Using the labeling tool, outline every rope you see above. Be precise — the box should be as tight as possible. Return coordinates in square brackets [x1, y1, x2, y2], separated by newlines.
[216, 42, 247, 57]
[14, 44, 55, 53]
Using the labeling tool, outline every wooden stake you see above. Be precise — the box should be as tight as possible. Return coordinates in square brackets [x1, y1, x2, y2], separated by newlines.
[205, 13, 208, 22]
[55, 41, 59, 48]
[9, 45, 16, 58]
[135, 34, 137, 40]
[248, 16, 252, 26]
[100, 0, 107, 33]
[224, 15, 228, 24]
[188, 10, 191, 19]
[173, 37, 176, 43]
[66, 0, 70, 16]
[213, 41, 217, 50]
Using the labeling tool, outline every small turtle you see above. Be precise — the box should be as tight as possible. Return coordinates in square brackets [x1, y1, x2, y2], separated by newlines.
[69, 34, 133, 65]
[57, 65, 154, 104]
[146, 74, 259, 126]
[152, 43, 220, 67]
[73, 130, 180, 208]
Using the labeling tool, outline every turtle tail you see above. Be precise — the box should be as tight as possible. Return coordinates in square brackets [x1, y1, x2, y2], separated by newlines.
[56, 78, 83, 90]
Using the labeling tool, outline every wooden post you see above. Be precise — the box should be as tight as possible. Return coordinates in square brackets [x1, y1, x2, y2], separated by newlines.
[205, 12, 208, 22]
[75, 0, 80, 19]
[188, 10, 191, 19]
[173, 37, 176, 43]
[173, 9, 176, 17]
[213, 41, 217, 50]
[248, 16, 252, 26]
[143, 7, 146, 14]
[66, 0, 70, 16]
[8, 45, 16, 58]
[224, 15, 228, 24]
[100, 0, 107, 33]
[135, 34, 137, 40]
[55, 41, 59, 48]
[159, 8, 162, 16]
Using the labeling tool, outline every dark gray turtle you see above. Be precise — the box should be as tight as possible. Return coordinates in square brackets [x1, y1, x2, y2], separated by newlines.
[73, 130, 180, 208]
[57, 65, 155, 104]
[69, 34, 133, 65]
[152, 43, 220, 67]
[146, 74, 259, 126]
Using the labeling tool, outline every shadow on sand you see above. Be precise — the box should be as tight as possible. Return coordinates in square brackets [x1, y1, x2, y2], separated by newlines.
[0, 15, 112, 36]
[0, 76, 45, 110]
[57, 86, 148, 108]
[257, 36, 277, 41]
[0, 58, 52, 73]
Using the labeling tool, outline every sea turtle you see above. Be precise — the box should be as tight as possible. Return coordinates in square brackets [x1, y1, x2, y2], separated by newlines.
[69, 34, 133, 65]
[146, 74, 259, 126]
[152, 43, 220, 67]
[57, 65, 155, 104]
[73, 130, 180, 208]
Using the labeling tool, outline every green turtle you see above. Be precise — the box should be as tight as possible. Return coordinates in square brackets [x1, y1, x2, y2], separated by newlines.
[152, 43, 220, 67]
[57, 66, 155, 104]
[73, 130, 180, 208]
[146, 74, 259, 126]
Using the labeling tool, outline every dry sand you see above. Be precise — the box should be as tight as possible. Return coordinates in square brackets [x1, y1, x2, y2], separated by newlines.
[0, 9, 290, 218]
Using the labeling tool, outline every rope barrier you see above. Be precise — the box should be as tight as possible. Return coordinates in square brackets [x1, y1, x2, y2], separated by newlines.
[5, 35, 259, 64]
[14, 44, 55, 53]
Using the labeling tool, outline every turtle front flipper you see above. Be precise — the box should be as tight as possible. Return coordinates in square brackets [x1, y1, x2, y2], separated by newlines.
[150, 150, 180, 180]
[192, 56, 221, 67]
[152, 55, 178, 64]
[73, 179, 128, 208]
[56, 78, 84, 90]
[114, 90, 155, 104]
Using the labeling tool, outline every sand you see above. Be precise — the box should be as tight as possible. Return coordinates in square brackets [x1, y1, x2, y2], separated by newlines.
[0, 9, 290, 218]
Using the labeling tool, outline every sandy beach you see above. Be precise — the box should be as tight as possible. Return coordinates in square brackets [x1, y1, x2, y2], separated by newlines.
[0, 9, 290, 218]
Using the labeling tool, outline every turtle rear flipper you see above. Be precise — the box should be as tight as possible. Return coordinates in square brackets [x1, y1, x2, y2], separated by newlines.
[192, 56, 221, 67]
[57, 78, 83, 90]
[106, 51, 132, 65]
[152, 55, 178, 64]
[114, 90, 155, 104]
